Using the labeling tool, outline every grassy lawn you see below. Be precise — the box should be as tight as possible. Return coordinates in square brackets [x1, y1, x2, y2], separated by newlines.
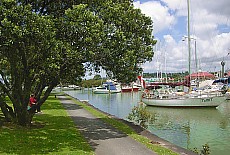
[0, 95, 93, 155]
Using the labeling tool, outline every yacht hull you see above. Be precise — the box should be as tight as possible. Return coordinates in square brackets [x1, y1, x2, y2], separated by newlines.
[141, 96, 224, 107]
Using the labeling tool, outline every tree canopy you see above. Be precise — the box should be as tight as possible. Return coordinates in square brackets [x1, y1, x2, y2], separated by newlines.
[0, 0, 156, 126]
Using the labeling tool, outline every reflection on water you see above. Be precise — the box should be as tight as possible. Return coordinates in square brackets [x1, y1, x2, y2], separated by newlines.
[65, 89, 141, 119]
[64, 89, 230, 155]
[146, 104, 230, 155]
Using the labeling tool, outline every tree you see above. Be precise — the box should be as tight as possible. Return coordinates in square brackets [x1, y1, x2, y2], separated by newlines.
[93, 75, 102, 80]
[0, 0, 156, 126]
[80, 0, 156, 83]
[0, 1, 60, 125]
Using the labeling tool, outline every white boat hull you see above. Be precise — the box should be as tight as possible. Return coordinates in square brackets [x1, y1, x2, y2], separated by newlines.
[93, 90, 121, 94]
[141, 96, 224, 107]
[226, 92, 230, 100]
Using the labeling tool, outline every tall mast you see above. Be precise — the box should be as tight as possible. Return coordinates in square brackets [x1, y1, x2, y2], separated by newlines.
[155, 44, 159, 79]
[187, 0, 191, 76]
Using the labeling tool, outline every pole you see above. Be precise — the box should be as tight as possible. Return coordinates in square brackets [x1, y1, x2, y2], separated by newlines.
[221, 61, 225, 78]
[195, 40, 198, 73]
[187, 0, 191, 76]
[165, 49, 167, 83]
[194, 40, 199, 87]
[156, 44, 159, 79]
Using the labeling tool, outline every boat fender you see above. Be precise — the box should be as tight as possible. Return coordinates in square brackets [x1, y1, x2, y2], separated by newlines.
[142, 93, 145, 98]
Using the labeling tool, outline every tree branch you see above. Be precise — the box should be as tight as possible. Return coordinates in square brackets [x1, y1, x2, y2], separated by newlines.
[0, 70, 11, 91]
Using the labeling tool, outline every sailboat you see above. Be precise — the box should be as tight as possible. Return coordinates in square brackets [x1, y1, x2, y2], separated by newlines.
[225, 77, 230, 100]
[141, 0, 225, 107]
[141, 83, 225, 107]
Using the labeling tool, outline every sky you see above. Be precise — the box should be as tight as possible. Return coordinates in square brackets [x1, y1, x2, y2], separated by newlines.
[134, 0, 230, 74]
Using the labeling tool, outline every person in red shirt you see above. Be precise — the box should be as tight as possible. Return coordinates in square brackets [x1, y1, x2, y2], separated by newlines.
[28, 94, 38, 113]
[29, 94, 37, 107]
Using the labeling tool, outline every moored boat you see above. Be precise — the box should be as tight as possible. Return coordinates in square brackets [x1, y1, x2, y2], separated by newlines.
[132, 87, 140, 92]
[121, 86, 140, 92]
[121, 82, 142, 92]
[225, 77, 230, 100]
[226, 91, 230, 100]
[61, 85, 81, 90]
[121, 86, 133, 92]
[93, 82, 121, 94]
[141, 87, 224, 107]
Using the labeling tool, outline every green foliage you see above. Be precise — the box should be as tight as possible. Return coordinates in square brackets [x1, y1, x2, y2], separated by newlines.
[94, 1, 156, 83]
[0, 0, 155, 125]
[0, 1, 61, 125]
[81, 79, 106, 88]
[93, 74, 102, 80]
[127, 105, 154, 129]
[192, 143, 210, 155]
[201, 144, 210, 155]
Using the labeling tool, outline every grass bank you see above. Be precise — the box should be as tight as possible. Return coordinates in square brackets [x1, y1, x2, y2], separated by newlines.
[0, 95, 93, 155]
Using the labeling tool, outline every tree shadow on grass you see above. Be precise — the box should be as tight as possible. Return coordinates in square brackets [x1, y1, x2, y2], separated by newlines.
[0, 118, 3, 127]
[0, 112, 94, 154]
[0, 100, 132, 155]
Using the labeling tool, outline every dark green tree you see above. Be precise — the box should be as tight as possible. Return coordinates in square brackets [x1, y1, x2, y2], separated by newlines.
[93, 75, 102, 80]
[0, 0, 156, 126]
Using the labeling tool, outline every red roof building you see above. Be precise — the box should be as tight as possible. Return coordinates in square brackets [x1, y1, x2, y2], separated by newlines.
[185, 72, 215, 80]
[228, 71, 230, 77]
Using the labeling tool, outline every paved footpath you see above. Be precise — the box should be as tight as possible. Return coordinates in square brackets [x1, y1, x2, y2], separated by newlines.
[58, 94, 196, 155]
[58, 94, 157, 155]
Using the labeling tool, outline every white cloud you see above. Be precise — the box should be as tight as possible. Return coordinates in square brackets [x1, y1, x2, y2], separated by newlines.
[197, 0, 230, 17]
[136, 0, 230, 73]
[134, 1, 175, 34]
[161, 0, 187, 13]
[190, 5, 228, 40]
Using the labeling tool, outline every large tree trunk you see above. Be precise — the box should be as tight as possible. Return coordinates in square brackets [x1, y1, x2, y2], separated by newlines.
[0, 100, 16, 122]
[36, 82, 56, 112]
[0, 90, 33, 126]
[16, 107, 32, 126]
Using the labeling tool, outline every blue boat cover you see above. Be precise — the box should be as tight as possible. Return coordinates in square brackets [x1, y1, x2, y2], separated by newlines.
[103, 82, 117, 90]
[213, 78, 228, 84]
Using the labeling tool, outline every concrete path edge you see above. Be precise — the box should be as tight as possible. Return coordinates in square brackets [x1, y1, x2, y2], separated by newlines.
[60, 93, 197, 155]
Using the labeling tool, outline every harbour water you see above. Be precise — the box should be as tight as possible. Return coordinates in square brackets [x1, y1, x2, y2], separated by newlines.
[63, 89, 230, 155]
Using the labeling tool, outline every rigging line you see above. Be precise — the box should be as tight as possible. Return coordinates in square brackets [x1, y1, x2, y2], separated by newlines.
[188, 0, 198, 73]
[190, 2, 226, 72]
[189, 2, 210, 72]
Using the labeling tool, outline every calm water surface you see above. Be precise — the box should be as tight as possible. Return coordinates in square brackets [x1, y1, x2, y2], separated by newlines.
[64, 89, 230, 155]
